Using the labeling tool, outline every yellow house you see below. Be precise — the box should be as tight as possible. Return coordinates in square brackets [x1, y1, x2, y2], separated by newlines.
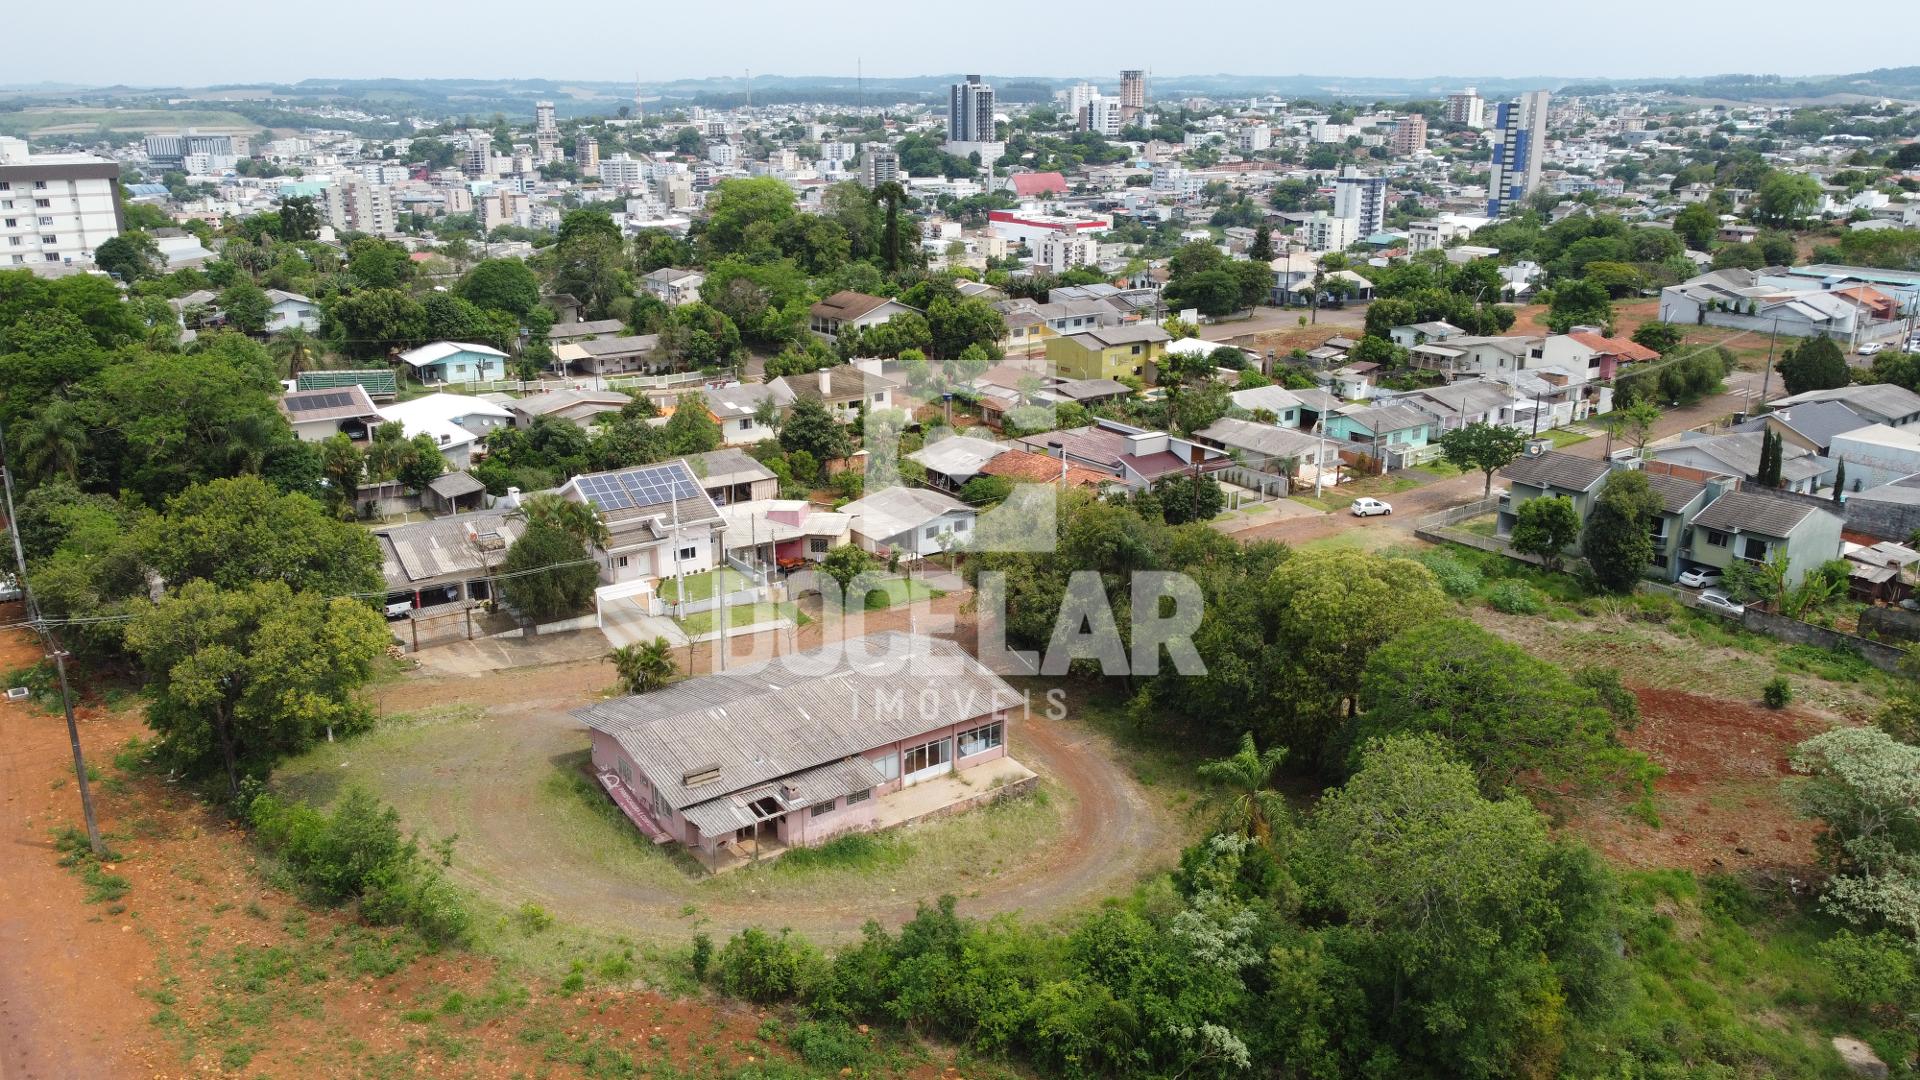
[1045, 325, 1171, 383]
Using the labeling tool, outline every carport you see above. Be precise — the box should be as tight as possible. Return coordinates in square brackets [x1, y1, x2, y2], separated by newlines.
[597, 579, 688, 648]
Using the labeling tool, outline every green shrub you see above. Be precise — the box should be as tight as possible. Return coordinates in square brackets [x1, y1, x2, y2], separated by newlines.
[1761, 676, 1792, 710]
[1776, 644, 1872, 684]
[690, 932, 713, 982]
[718, 927, 822, 1003]
[514, 901, 553, 934]
[776, 832, 905, 873]
[1817, 930, 1918, 1015]
[787, 1020, 875, 1071]
[1486, 580, 1547, 615]
[1417, 551, 1482, 597]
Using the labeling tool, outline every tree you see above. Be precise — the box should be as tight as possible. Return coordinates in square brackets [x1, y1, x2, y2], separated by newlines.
[1544, 278, 1613, 334]
[1630, 321, 1684, 355]
[1790, 727, 1920, 943]
[1671, 203, 1720, 251]
[701, 177, 797, 258]
[278, 196, 321, 241]
[1756, 429, 1783, 488]
[455, 258, 542, 319]
[1249, 225, 1275, 263]
[1299, 734, 1593, 1078]
[497, 519, 597, 622]
[94, 232, 162, 282]
[819, 544, 875, 597]
[1351, 620, 1655, 803]
[1196, 733, 1289, 843]
[778, 397, 852, 471]
[397, 434, 447, 493]
[318, 434, 364, 515]
[1263, 550, 1446, 758]
[219, 281, 272, 334]
[871, 181, 906, 274]
[663, 391, 723, 454]
[1833, 459, 1847, 504]
[347, 237, 415, 289]
[1164, 268, 1242, 318]
[1754, 171, 1822, 228]
[510, 492, 610, 548]
[1509, 495, 1581, 571]
[137, 476, 383, 597]
[1438, 422, 1529, 497]
[125, 579, 390, 798]
[612, 637, 677, 694]
[9, 399, 87, 485]
[1776, 337, 1849, 396]
[1583, 469, 1662, 592]
[1610, 398, 1661, 455]
[1150, 472, 1225, 525]
[326, 288, 426, 358]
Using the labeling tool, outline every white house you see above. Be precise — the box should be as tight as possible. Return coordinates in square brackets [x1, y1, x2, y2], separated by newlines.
[1830, 424, 1920, 493]
[840, 486, 976, 556]
[397, 341, 509, 384]
[264, 290, 321, 333]
[375, 393, 514, 468]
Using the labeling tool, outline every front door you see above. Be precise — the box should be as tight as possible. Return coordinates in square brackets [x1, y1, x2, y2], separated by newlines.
[901, 737, 952, 785]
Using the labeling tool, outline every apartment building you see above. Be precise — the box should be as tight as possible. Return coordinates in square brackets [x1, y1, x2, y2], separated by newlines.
[0, 137, 121, 272]
[319, 175, 398, 236]
[1333, 166, 1389, 237]
[1488, 91, 1550, 217]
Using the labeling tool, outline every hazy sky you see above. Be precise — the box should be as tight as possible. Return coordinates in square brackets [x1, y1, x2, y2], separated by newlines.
[19, 0, 1910, 86]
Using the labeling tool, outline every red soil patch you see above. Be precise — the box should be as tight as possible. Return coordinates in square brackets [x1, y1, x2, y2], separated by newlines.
[1565, 686, 1837, 877]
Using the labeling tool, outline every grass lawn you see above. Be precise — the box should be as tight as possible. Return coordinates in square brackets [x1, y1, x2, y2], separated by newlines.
[658, 568, 753, 602]
[856, 577, 945, 609]
[1542, 426, 1594, 449]
[1287, 494, 1336, 513]
[676, 601, 808, 636]
[1321, 474, 1420, 511]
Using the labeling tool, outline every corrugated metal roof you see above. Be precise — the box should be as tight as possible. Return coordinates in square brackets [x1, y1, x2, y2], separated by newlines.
[1691, 490, 1819, 538]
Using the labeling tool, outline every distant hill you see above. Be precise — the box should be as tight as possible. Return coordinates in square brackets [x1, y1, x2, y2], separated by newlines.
[1560, 67, 1920, 102]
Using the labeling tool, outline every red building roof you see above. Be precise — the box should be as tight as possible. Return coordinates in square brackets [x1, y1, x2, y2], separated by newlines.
[1009, 171, 1069, 197]
[1568, 331, 1658, 361]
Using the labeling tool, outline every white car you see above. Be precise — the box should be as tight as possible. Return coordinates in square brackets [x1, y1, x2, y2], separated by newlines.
[1696, 590, 1745, 618]
[1677, 566, 1723, 589]
[1859, 342, 1887, 357]
[1350, 497, 1393, 517]
[384, 599, 415, 620]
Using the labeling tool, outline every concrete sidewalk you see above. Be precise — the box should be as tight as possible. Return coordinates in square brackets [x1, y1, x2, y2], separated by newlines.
[412, 629, 612, 677]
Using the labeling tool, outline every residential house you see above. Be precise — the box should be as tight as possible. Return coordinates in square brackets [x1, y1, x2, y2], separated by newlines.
[909, 435, 1012, 491]
[1399, 380, 1523, 433]
[681, 448, 777, 505]
[560, 459, 725, 587]
[1012, 418, 1230, 490]
[1768, 384, 1920, 430]
[264, 290, 321, 333]
[808, 291, 920, 341]
[424, 472, 488, 516]
[704, 381, 795, 445]
[1684, 489, 1844, 588]
[1327, 363, 1379, 399]
[641, 267, 706, 306]
[1388, 320, 1466, 348]
[510, 389, 633, 428]
[1841, 540, 1920, 604]
[1651, 431, 1829, 494]
[1731, 400, 1865, 456]
[1229, 384, 1306, 427]
[839, 485, 977, 556]
[374, 510, 523, 610]
[548, 317, 627, 345]
[1828, 424, 1920, 493]
[1408, 335, 1538, 379]
[1495, 450, 1614, 537]
[995, 296, 1123, 354]
[577, 632, 1024, 862]
[397, 341, 508, 384]
[1324, 403, 1442, 470]
[718, 499, 849, 570]
[1639, 469, 1718, 579]
[770, 365, 897, 423]
[1044, 324, 1171, 382]
[278, 384, 382, 443]
[555, 334, 662, 376]
[1544, 331, 1658, 382]
[375, 393, 514, 469]
[1193, 417, 1332, 479]
[975, 448, 1113, 490]
[1658, 268, 1885, 344]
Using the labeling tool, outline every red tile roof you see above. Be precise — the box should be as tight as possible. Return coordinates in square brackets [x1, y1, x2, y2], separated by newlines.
[1568, 331, 1658, 361]
[978, 448, 1110, 488]
[1009, 172, 1069, 197]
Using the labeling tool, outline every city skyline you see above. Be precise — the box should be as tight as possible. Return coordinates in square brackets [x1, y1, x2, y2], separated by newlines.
[8, 0, 1911, 87]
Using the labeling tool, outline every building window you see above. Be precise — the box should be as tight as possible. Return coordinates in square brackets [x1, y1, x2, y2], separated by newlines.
[34, 199, 49, 208]
[957, 721, 1003, 757]
[924, 525, 939, 539]
[678, 545, 698, 562]
[616, 556, 629, 568]
[810, 800, 835, 818]
[40, 236, 55, 245]
[1742, 538, 1767, 562]
[33, 181, 46, 190]
[846, 788, 871, 805]
[809, 537, 829, 554]
[1705, 529, 1729, 548]
[873, 752, 899, 780]
[902, 738, 951, 777]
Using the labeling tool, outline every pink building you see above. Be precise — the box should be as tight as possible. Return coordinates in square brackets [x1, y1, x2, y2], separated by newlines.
[577, 633, 1024, 867]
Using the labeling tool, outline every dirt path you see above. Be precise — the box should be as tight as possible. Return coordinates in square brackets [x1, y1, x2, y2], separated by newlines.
[352, 599, 1182, 943]
[0, 622, 158, 1080]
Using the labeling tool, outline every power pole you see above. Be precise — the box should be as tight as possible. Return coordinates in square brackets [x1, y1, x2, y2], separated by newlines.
[0, 417, 103, 857]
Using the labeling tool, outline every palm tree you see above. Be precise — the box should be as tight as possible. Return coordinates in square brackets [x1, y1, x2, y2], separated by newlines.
[511, 491, 611, 549]
[1196, 733, 1290, 843]
[271, 328, 318, 379]
[611, 637, 677, 694]
[11, 400, 87, 485]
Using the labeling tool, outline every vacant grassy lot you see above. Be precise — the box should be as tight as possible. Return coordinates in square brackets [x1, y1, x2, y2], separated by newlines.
[657, 568, 753, 602]
[0, 107, 256, 137]
[676, 601, 806, 636]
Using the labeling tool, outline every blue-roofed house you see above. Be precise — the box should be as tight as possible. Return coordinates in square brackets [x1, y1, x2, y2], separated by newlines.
[398, 341, 508, 384]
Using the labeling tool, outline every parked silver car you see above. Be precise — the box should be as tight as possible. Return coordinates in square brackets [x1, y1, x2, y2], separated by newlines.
[1696, 590, 1745, 618]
